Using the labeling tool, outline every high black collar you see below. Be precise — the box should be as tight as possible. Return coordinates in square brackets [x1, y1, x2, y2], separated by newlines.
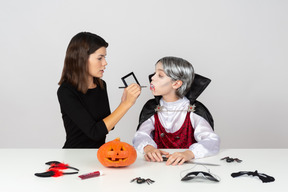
[148, 73, 211, 104]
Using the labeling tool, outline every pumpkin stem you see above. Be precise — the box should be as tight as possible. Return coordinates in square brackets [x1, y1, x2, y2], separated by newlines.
[115, 137, 120, 141]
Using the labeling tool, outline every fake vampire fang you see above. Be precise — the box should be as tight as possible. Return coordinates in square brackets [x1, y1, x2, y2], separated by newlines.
[150, 84, 155, 91]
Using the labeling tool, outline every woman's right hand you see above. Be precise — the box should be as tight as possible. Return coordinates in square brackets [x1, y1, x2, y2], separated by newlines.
[144, 145, 169, 162]
[121, 83, 141, 107]
[103, 84, 141, 132]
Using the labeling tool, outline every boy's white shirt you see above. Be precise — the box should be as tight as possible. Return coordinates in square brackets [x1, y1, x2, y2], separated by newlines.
[133, 97, 220, 159]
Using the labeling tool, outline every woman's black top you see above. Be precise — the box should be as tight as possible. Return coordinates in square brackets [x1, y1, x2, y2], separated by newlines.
[57, 81, 111, 148]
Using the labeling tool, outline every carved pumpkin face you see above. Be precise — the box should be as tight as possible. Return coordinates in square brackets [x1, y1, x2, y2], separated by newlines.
[97, 138, 137, 167]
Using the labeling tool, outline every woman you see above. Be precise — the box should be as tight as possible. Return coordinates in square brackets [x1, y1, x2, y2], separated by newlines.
[58, 32, 141, 148]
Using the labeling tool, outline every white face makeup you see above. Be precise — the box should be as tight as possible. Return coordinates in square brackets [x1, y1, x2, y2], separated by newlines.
[150, 62, 178, 101]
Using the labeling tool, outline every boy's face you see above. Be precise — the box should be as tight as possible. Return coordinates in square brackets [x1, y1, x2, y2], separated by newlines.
[150, 62, 176, 98]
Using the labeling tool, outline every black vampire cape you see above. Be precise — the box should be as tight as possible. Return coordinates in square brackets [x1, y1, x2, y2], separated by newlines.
[137, 74, 214, 131]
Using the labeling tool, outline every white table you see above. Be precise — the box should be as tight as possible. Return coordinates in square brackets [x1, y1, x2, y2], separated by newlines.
[0, 149, 286, 192]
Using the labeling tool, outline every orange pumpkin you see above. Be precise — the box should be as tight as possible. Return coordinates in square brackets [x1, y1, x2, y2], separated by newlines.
[97, 138, 137, 167]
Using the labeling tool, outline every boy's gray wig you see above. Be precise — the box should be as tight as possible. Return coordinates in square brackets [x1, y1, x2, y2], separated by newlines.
[157, 56, 195, 98]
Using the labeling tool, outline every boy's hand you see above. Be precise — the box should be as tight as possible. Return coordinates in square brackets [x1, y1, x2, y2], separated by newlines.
[166, 150, 195, 166]
[144, 145, 169, 162]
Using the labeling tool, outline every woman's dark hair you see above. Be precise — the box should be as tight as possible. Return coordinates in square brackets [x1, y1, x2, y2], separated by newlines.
[58, 32, 109, 93]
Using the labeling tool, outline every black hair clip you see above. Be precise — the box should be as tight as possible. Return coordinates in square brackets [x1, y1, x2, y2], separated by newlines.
[45, 161, 79, 171]
[221, 156, 242, 163]
[35, 161, 79, 178]
[231, 170, 275, 183]
[181, 171, 220, 182]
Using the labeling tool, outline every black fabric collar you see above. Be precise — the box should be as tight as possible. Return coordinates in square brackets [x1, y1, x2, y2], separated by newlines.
[136, 73, 213, 131]
[148, 73, 211, 105]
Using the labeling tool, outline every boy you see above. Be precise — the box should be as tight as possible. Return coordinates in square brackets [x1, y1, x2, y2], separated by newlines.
[133, 56, 220, 165]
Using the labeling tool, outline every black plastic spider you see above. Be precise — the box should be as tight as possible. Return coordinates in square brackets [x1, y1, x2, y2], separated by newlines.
[131, 177, 155, 185]
[221, 156, 242, 163]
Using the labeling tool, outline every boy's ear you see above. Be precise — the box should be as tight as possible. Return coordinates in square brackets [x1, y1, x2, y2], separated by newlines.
[172, 80, 183, 89]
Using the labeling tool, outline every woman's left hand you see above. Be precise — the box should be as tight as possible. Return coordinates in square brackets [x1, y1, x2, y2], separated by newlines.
[165, 150, 195, 166]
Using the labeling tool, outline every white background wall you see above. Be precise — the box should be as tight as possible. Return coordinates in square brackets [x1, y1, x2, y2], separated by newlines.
[0, 0, 287, 148]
